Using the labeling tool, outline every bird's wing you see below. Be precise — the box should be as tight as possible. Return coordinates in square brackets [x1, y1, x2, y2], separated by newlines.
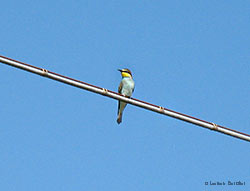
[117, 101, 120, 114]
[117, 81, 123, 114]
[118, 81, 123, 94]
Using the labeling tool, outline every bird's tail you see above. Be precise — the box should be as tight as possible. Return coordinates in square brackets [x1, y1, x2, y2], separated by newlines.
[117, 101, 127, 124]
[117, 112, 123, 124]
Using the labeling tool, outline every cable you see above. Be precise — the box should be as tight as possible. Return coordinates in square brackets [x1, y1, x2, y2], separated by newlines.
[0, 55, 249, 142]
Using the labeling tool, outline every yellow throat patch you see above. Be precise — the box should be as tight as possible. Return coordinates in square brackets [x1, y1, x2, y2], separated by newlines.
[121, 71, 132, 78]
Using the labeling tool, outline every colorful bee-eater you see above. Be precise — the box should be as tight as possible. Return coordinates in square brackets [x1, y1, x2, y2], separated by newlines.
[117, 68, 135, 124]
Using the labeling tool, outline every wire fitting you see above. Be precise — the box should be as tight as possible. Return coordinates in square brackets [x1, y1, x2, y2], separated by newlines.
[211, 123, 218, 131]
[41, 68, 48, 76]
[159, 106, 165, 113]
[102, 88, 108, 95]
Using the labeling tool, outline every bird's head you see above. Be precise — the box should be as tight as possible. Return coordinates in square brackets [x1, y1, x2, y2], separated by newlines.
[118, 68, 133, 78]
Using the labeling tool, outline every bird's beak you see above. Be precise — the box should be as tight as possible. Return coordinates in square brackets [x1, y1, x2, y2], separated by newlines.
[118, 69, 122, 72]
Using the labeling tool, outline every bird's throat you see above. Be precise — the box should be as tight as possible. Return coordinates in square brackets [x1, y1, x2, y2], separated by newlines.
[121, 72, 132, 78]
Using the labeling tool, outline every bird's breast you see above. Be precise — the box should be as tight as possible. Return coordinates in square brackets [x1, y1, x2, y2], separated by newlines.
[121, 78, 135, 97]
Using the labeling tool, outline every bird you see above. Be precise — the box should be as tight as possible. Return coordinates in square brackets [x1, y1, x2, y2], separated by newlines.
[117, 68, 135, 124]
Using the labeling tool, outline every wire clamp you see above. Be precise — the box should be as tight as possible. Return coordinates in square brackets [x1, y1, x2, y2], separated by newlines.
[41, 68, 48, 76]
[159, 106, 165, 113]
[102, 88, 108, 95]
[211, 123, 218, 131]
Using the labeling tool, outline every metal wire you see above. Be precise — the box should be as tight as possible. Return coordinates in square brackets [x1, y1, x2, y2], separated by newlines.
[0, 55, 249, 142]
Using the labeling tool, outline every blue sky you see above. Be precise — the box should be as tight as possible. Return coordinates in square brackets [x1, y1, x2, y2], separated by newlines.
[0, 0, 250, 190]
